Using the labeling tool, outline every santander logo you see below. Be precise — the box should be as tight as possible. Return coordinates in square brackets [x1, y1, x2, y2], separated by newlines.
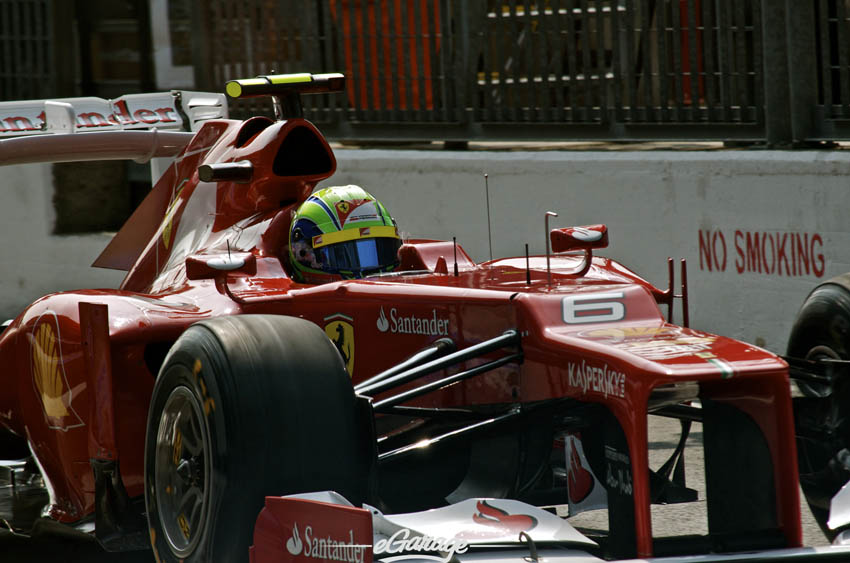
[376, 307, 449, 336]
[377, 307, 390, 332]
[284, 522, 366, 563]
[286, 523, 303, 555]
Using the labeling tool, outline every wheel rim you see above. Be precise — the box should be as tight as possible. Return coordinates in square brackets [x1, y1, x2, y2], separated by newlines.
[155, 384, 211, 558]
[802, 345, 842, 398]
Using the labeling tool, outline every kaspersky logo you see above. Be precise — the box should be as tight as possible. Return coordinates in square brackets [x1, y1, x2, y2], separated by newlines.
[285, 522, 366, 563]
[376, 307, 449, 336]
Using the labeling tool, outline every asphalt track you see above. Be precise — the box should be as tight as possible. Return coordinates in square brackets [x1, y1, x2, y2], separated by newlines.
[0, 416, 830, 563]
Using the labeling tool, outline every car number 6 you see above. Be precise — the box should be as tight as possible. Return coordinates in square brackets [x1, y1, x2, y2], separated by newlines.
[563, 292, 626, 324]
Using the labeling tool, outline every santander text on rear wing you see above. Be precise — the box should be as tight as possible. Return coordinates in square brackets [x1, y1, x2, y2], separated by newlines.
[0, 90, 227, 136]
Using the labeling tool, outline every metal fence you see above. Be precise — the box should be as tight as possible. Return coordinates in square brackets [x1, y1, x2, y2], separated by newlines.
[6, 1, 850, 144]
[813, 0, 850, 140]
[191, 0, 784, 143]
[0, 0, 55, 100]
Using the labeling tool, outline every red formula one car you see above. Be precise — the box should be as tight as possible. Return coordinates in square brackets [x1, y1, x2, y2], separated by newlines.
[0, 73, 845, 562]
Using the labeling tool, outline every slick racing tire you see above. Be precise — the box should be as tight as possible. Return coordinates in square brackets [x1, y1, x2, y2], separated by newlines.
[787, 282, 850, 398]
[788, 282, 850, 540]
[144, 315, 368, 563]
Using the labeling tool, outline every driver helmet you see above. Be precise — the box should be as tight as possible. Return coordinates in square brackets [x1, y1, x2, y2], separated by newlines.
[288, 185, 401, 283]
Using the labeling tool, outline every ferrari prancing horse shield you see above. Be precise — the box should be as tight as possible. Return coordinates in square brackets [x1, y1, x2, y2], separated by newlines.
[323, 313, 354, 376]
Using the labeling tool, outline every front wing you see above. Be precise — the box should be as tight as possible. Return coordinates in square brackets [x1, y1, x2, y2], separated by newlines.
[248, 492, 850, 563]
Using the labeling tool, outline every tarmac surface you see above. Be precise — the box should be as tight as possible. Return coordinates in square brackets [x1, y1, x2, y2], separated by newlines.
[566, 415, 826, 547]
[0, 415, 830, 563]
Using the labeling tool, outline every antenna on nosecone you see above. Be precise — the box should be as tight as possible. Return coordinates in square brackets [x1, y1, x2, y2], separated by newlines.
[484, 173, 493, 261]
[545, 211, 558, 287]
[453, 237, 459, 277]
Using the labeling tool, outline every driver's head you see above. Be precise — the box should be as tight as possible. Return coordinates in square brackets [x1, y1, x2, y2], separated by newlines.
[288, 185, 401, 283]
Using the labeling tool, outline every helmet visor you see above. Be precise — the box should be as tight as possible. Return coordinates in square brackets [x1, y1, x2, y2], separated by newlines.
[316, 237, 401, 275]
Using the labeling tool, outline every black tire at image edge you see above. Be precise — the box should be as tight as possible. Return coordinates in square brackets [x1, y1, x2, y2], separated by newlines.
[789, 283, 850, 541]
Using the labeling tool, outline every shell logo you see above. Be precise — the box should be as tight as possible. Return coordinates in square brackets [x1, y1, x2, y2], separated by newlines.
[33, 323, 68, 418]
[162, 219, 173, 249]
[161, 178, 188, 250]
[161, 200, 180, 249]
[579, 326, 682, 342]
[30, 313, 83, 431]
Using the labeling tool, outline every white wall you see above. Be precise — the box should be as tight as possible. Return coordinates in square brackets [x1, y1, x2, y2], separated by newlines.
[3, 150, 848, 353]
[0, 163, 124, 323]
[331, 149, 850, 353]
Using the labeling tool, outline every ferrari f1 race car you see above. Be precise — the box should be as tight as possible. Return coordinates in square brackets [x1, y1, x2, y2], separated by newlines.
[0, 73, 848, 563]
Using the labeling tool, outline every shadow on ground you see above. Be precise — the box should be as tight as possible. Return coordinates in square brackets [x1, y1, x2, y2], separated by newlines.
[0, 524, 152, 563]
[1, 475, 152, 563]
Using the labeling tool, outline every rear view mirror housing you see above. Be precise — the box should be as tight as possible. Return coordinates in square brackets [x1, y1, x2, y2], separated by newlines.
[550, 224, 608, 253]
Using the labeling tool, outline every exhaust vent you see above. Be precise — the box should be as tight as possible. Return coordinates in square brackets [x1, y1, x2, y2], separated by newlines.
[235, 117, 273, 147]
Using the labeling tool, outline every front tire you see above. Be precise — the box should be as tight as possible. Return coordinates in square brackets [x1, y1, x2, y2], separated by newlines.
[144, 315, 369, 562]
[787, 281, 850, 398]
[788, 281, 850, 540]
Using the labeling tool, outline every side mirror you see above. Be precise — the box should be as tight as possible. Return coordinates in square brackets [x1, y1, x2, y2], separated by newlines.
[550, 224, 608, 253]
[186, 252, 256, 280]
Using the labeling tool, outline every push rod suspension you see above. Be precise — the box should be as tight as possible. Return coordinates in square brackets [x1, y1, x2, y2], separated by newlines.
[356, 330, 521, 398]
[378, 398, 584, 464]
[373, 352, 522, 412]
[379, 405, 484, 421]
[355, 338, 455, 393]
[784, 355, 850, 386]
[378, 409, 521, 463]
[653, 404, 703, 423]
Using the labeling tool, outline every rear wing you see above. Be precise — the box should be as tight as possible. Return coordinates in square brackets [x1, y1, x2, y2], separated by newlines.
[0, 72, 339, 184]
[0, 91, 227, 136]
[0, 91, 227, 182]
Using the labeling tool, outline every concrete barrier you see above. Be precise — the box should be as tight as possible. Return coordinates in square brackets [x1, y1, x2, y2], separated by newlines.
[3, 148, 848, 354]
[0, 163, 124, 323]
[333, 148, 850, 353]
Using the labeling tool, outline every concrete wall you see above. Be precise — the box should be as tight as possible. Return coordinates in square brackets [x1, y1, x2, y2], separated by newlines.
[332, 148, 850, 353]
[3, 149, 848, 353]
[0, 164, 124, 322]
